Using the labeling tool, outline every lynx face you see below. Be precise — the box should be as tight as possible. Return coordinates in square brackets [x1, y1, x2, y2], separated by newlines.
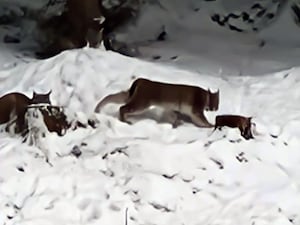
[208, 90, 219, 111]
[31, 91, 52, 105]
[241, 117, 253, 140]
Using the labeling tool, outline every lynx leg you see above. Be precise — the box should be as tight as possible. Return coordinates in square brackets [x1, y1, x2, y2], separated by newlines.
[119, 102, 150, 124]
[165, 110, 183, 128]
[15, 113, 26, 134]
[188, 111, 214, 128]
[240, 126, 254, 140]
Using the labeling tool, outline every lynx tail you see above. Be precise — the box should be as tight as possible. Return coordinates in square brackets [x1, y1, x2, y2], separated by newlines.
[94, 91, 129, 113]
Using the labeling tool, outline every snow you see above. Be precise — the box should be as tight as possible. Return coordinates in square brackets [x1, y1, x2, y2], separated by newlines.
[1, 0, 300, 225]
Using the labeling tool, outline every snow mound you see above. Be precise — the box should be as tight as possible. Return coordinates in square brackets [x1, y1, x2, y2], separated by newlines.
[0, 47, 300, 225]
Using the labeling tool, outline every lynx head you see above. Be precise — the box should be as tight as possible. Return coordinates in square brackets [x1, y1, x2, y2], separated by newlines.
[247, 116, 252, 123]
[246, 117, 253, 129]
[31, 90, 52, 105]
[241, 117, 254, 140]
[207, 89, 219, 111]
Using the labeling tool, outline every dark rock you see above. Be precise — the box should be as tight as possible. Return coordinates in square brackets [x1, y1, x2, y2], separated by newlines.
[71, 145, 82, 158]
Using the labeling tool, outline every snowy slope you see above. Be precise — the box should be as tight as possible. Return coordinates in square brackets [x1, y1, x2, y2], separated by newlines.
[1, 1, 300, 225]
[126, 0, 300, 75]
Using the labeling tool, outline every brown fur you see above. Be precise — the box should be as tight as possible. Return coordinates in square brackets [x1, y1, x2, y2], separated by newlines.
[39, 106, 70, 136]
[95, 78, 219, 127]
[214, 115, 254, 140]
[0, 91, 51, 134]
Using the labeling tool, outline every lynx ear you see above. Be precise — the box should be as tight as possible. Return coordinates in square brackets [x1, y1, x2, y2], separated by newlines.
[209, 89, 219, 94]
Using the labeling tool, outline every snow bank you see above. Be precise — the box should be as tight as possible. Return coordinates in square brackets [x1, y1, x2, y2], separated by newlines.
[1, 0, 300, 224]
[0, 47, 299, 225]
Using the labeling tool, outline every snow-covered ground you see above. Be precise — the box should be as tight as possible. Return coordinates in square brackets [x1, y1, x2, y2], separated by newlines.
[1, 1, 300, 225]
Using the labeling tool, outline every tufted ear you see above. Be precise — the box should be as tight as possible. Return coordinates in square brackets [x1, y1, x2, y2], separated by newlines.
[47, 90, 52, 96]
